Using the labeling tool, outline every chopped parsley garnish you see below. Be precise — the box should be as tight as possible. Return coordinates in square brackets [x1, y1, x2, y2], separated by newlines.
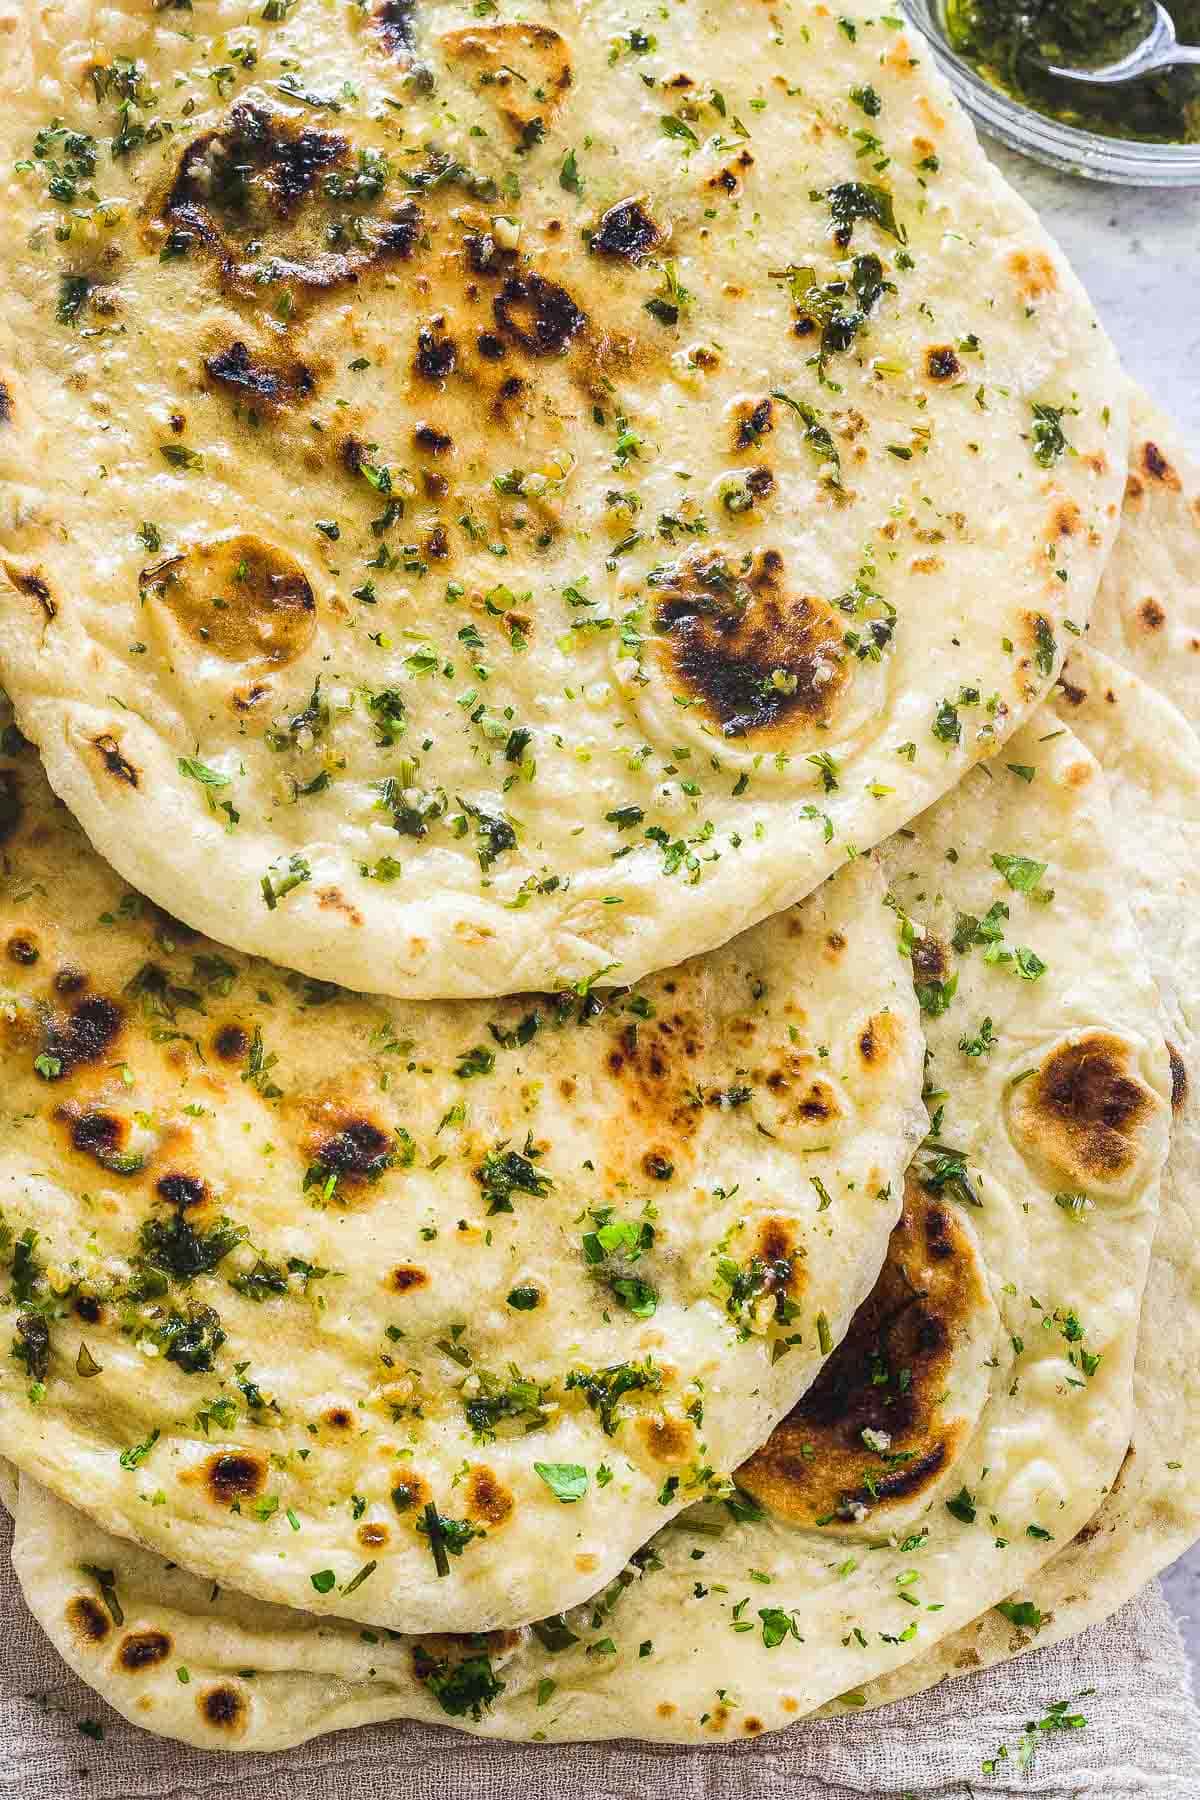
[758, 1605, 802, 1648]
[946, 1484, 977, 1524]
[81, 1565, 124, 1626]
[531, 1613, 580, 1652]
[774, 253, 895, 384]
[341, 1561, 377, 1597]
[56, 273, 92, 326]
[137, 1213, 246, 1285]
[22, 120, 97, 206]
[474, 1136, 551, 1214]
[417, 1502, 485, 1577]
[715, 1252, 799, 1335]
[915, 973, 958, 1017]
[462, 1367, 551, 1440]
[1031, 402, 1070, 467]
[565, 1358, 662, 1435]
[457, 797, 517, 870]
[773, 390, 842, 484]
[160, 444, 204, 471]
[12, 1312, 49, 1383]
[997, 1599, 1044, 1633]
[959, 1016, 997, 1058]
[660, 115, 700, 149]
[725, 1486, 766, 1524]
[534, 1462, 588, 1504]
[992, 852, 1047, 893]
[178, 757, 236, 825]
[821, 179, 906, 244]
[149, 1304, 226, 1374]
[418, 1651, 504, 1719]
[582, 1210, 658, 1317]
[118, 1427, 160, 1471]
[241, 1025, 282, 1098]
[932, 698, 962, 745]
[261, 853, 312, 909]
[916, 1145, 982, 1209]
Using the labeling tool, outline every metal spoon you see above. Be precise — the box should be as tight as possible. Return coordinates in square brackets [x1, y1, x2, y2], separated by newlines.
[1046, 1, 1200, 83]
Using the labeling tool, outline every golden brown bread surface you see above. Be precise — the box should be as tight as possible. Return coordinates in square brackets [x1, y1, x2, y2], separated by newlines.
[0, 0, 1127, 998]
[0, 697, 924, 1636]
[2, 695, 1169, 1744]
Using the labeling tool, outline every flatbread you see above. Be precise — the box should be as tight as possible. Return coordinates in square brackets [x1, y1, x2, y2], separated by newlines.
[830, 392, 1200, 1707]
[849, 646, 1200, 1713]
[4, 707, 1168, 1747]
[0, 711, 925, 1636]
[1087, 387, 1200, 719]
[0, 0, 1128, 998]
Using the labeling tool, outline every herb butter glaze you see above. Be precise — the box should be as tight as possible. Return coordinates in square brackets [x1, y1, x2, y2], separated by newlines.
[0, 701, 924, 1636]
[0, 0, 1127, 999]
[0, 705, 1169, 1746]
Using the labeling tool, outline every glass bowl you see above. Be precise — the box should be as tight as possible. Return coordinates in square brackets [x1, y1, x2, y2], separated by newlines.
[901, 0, 1200, 185]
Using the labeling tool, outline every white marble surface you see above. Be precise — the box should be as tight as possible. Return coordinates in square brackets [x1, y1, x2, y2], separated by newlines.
[983, 141, 1200, 1677]
[988, 145, 1200, 443]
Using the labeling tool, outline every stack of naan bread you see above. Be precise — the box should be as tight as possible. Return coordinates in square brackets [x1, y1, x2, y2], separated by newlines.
[0, 0, 1195, 1753]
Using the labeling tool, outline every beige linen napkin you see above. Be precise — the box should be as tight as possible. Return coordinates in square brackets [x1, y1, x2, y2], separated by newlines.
[2, 1506, 1197, 1800]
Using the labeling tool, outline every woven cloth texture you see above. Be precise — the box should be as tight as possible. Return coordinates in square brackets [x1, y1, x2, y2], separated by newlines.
[2, 1505, 1198, 1799]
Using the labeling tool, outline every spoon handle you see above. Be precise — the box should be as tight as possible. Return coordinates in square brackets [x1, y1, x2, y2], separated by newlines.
[1076, 43, 1200, 80]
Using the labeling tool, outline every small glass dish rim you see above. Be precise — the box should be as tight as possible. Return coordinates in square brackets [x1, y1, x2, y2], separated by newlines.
[900, 0, 1200, 187]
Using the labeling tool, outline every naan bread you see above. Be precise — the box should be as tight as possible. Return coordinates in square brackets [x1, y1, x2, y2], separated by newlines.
[0, 0, 1127, 998]
[827, 394, 1200, 1707]
[1086, 388, 1200, 719]
[3, 709, 1168, 1747]
[0, 712, 925, 1635]
[850, 647, 1200, 1714]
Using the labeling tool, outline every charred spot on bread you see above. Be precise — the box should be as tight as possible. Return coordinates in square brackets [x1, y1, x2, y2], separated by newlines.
[92, 734, 138, 786]
[66, 1595, 112, 1645]
[42, 995, 123, 1078]
[205, 1451, 268, 1504]
[925, 345, 960, 381]
[739, 1190, 984, 1525]
[205, 339, 316, 409]
[198, 1683, 249, 1734]
[589, 199, 661, 264]
[1167, 1043, 1188, 1114]
[493, 274, 586, 355]
[1142, 441, 1180, 489]
[117, 1629, 173, 1671]
[1013, 1032, 1158, 1186]
[142, 535, 316, 672]
[2, 563, 56, 619]
[650, 548, 848, 743]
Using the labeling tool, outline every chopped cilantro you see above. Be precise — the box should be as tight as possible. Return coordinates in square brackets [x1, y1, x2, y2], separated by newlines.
[418, 1502, 485, 1577]
[534, 1462, 588, 1504]
[992, 852, 1047, 893]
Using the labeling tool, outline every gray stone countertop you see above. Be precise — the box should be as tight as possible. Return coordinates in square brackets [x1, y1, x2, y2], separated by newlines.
[986, 140, 1200, 1669]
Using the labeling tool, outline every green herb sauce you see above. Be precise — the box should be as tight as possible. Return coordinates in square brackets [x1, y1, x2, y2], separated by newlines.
[945, 0, 1200, 142]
